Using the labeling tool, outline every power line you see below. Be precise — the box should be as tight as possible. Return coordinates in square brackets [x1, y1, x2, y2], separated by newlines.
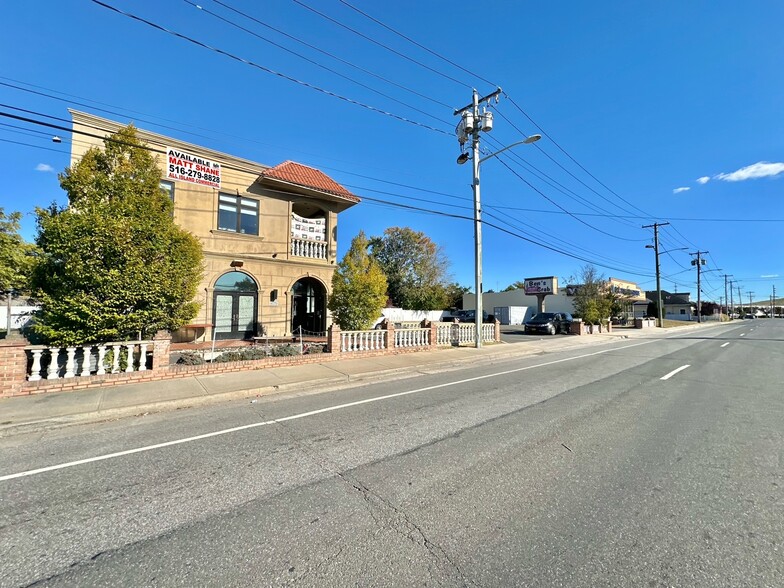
[181, 0, 451, 126]
[493, 153, 649, 242]
[502, 93, 652, 218]
[336, 0, 497, 88]
[207, 0, 454, 110]
[290, 0, 470, 90]
[88, 0, 452, 136]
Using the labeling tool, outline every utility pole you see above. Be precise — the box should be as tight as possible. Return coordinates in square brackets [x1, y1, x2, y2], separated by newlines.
[454, 87, 502, 349]
[643, 222, 669, 327]
[738, 285, 743, 315]
[690, 251, 708, 323]
[722, 274, 733, 319]
[774, 285, 777, 317]
[729, 280, 734, 316]
[748, 291, 754, 315]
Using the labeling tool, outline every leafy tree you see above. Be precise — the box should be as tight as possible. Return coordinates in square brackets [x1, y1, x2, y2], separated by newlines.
[369, 226, 450, 310]
[30, 125, 204, 345]
[328, 231, 388, 330]
[503, 281, 526, 292]
[568, 265, 613, 325]
[0, 208, 35, 294]
[700, 301, 720, 316]
[444, 282, 470, 310]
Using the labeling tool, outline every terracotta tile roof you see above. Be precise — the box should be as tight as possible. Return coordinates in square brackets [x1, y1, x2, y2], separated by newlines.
[259, 160, 359, 202]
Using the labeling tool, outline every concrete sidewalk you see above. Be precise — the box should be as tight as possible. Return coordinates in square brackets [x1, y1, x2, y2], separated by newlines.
[0, 323, 716, 435]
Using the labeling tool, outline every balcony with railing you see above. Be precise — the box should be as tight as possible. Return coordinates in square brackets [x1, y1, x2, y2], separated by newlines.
[290, 237, 328, 260]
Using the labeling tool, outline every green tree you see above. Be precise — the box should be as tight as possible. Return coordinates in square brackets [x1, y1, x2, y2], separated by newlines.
[569, 265, 613, 325]
[369, 226, 450, 310]
[0, 208, 35, 294]
[444, 282, 470, 310]
[30, 125, 204, 345]
[328, 231, 388, 330]
[503, 281, 526, 292]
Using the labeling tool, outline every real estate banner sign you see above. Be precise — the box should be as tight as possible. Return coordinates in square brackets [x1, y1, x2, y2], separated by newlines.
[166, 147, 222, 189]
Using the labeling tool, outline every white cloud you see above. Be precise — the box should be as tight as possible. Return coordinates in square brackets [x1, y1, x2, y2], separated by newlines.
[35, 163, 55, 173]
[761, 274, 779, 278]
[673, 186, 690, 194]
[715, 161, 784, 182]
[696, 176, 710, 184]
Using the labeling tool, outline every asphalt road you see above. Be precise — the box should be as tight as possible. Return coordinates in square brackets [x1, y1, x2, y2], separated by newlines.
[1, 321, 782, 587]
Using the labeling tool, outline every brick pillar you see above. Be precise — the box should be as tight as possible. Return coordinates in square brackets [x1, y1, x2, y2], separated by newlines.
[570, 319, 584, 336]
[423, 319, 438, 348]
[385, 319, 396, 350]
[494, 318, 501, 342]
[326, 324, 340, 354]
[0, 338, 29, 396]
[152, 330, 171, 372]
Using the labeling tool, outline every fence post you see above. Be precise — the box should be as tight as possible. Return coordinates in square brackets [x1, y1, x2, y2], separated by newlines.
[494, 318, 501, 342]
[423, 319, 438, 349]
[570, 319, 583, 336]
[152, 331, 171, 372]
[326, 324, 340, 354]
[385, 319, 396, 350]
[0, 338, 29, 396]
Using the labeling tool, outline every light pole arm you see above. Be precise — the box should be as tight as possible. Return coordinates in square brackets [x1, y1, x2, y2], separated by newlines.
[478, 135, 541, 166]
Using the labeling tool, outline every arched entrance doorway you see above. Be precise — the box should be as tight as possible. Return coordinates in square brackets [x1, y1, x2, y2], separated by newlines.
[291, 277, 326, 335]
[213, 271, 258, 340]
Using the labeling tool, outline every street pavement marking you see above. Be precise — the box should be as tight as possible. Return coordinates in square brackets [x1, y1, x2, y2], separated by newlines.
[660, 365, 690, 380]
[1, 339, 662, 483]
[720, 342, 730, 348]
[740, 333, 745, 337]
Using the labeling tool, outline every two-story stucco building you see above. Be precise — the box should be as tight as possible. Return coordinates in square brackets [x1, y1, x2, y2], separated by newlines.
[69, 110, 359, 342]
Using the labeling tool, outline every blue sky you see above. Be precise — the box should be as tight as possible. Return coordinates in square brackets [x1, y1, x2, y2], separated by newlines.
[2, 1, 783, 305]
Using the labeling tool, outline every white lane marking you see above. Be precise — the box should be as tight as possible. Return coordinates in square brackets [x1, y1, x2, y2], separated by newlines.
[720, 342, 730, 348]
[660, 365, 691, 380]
[740, 333, 745, 337]
[1, 339, 659, 482]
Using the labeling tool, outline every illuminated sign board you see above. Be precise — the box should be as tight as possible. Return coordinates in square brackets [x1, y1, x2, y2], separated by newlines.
[524, 276, 558, 295]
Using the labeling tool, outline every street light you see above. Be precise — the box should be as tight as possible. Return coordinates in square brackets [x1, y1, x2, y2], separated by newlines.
[455, 89, 541, 348]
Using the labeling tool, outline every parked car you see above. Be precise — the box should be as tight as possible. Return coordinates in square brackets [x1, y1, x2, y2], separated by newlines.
[524, 312, 573, 335]
[743, 314, 756, 319]
[452, 309, 490, 323]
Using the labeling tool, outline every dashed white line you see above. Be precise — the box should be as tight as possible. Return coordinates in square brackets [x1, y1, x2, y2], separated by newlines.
[740, 333, 746, 337]
[720, 342, 730, 348]
[660, 365, 691, 380]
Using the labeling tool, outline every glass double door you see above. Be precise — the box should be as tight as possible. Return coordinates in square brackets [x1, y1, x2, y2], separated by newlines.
[213, 292, 257, 340]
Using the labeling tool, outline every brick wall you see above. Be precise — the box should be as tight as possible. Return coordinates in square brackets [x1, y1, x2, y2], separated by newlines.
[0, 339, 28, 396]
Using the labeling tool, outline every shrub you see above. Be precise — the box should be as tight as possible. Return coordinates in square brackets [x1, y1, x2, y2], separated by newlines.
[271, 344, 300, 357]
[176, 352, 204, 365]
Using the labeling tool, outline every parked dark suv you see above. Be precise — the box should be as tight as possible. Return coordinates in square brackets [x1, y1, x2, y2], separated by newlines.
[452, 310, 490, 323]
[524, 312, 573, 335]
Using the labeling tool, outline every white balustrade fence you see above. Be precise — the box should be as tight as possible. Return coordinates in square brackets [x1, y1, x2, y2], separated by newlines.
[290, 238, 328, 260]
[339, 330, 387, 353]
[435, 322, 495, 346]
[394, 328, 430, 348]
[26, 341, 153, 381]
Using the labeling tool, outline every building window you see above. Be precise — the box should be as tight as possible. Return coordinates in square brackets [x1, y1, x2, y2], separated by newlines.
[159, 180, 174, 201]
[218, 194, 259, 235]
[680, 308, 686, 315]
